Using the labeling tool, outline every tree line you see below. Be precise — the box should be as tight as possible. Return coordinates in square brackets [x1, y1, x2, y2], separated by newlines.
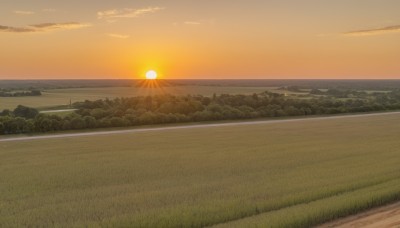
[1, 90, 400, 135]
[0, 90, 42, 97]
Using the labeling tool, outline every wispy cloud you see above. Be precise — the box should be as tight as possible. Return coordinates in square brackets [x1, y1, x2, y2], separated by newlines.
[14, 10, 35, 15]
[0, 22, 91, 33]
[97, 7, 164, 20]
[344, 25, 400, 36]
[107, 33, 130, 39]
[184, 21, 202, 26]
[31, 23, 90, 30]
[174, 19, 214, 27]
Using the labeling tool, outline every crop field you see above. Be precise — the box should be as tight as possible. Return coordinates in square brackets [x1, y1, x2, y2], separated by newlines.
[1, 113, 400, 227]
[0, 86, 274, 110]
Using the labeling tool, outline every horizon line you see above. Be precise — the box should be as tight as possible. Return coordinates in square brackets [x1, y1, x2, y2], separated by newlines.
[1, 78, 400, 81]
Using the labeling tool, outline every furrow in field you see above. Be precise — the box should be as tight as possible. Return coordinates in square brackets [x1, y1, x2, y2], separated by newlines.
[212, 179, 400, 227]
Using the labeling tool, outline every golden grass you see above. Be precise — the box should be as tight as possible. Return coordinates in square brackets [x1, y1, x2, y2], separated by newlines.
[1, 114, 400, 227]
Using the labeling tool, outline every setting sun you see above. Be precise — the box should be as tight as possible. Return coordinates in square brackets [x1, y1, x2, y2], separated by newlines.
[145, 70, 158, 80]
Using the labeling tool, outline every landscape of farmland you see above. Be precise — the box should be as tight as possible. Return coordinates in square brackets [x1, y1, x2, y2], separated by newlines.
[2, 0, 400, 226]
[2, 79, 400, 111]
[1, 113, 400, 227]
[0, 85, 276, 110]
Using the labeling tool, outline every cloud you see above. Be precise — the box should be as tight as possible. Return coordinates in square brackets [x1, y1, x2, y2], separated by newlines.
[107, 33, 130, 39]
[344, 25, 400, 36]
[98, 7, 163, 20]
[31, 22, 91, 30]
[14, 10, 35, 15]
[0, 22, 91, 33]
[174, 19, 214, 27]
[0, 25, 36, 33]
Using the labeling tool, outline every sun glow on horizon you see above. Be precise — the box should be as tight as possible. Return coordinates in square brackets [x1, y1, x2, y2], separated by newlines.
[145, 70, 158, 80]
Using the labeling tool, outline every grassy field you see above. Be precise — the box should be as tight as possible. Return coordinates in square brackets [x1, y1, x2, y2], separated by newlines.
[1, 114, 400, 227]
[0, 86, 274, 110]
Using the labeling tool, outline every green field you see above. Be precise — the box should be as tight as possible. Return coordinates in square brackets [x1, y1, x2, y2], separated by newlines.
[1, 114, 400, 227]
[0, 86, 275, 110]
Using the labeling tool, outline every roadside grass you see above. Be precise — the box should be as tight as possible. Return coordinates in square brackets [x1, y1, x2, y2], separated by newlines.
[1, 114, 400, 227]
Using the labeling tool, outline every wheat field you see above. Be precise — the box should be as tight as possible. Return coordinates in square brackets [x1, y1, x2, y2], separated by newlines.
[1, 113, 400, 227]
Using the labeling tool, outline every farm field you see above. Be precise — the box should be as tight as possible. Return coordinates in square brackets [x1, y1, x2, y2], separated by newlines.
[1, 113, 400, 227]
[0, 86, 274, 110]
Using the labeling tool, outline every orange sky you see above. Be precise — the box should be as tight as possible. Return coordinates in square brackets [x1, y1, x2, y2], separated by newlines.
[1, 0, 400, 79]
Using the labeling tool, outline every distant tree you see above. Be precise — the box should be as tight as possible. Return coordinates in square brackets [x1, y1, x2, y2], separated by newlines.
[23, 120, 35, 133]
[124, 114, 138, 125]
[109, 117, 128, 127]
[207, 103, 223, 113]
[84, 116, 97, 128]
[70, 117, 86, 130]
[310, 89, 325, 95]
[90, 108, 109, 120]
[284, 106, 302, 116]
[35, 116, 53, 132]
[30, 90, 42, 96]
[201, 97, 212, 106]
[138, 112, 156, 125]
[98, 119, 111, 128]
[0, 109, 12, 116]
[13, 105, 39, 119]
[0, 122, 5, 134]
[62, 120, 72, 131]
[286, 86, 302, 92]
[165, 113, 179, 123]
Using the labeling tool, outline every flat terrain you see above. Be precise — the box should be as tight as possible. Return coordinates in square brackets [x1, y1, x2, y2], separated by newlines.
[1, 113, 400, 227]
[319, 202, 400, 227]
[0, 86, 273, 110]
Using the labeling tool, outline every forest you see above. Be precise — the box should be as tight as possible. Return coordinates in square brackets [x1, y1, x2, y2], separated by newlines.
[1, 90, 400, 135]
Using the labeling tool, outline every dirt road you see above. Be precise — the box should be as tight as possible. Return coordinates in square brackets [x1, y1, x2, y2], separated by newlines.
[319, 202, 400, 228]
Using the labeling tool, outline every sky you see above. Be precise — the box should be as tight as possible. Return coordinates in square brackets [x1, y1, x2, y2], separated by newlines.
[0, 0, 400, 80]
